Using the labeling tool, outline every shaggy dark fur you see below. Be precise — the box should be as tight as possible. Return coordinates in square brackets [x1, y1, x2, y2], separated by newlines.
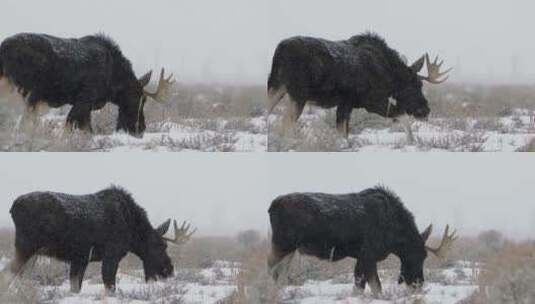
[9, 186, 173, 292]
[268, 186, 430, 292]
[0, 33, 152, 136]
[268, 32, 431, 137]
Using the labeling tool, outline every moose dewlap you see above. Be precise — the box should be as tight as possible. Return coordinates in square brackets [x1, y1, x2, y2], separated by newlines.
[7, 186, 195, 293]
[267, 186, 456, 295]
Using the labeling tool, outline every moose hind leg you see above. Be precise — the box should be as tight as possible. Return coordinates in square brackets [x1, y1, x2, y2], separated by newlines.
[274, 252, 295, 283]
[69, 260, 89, 293]
[366, 263, 382, 296]
[399, 115, 415, 144]
[282, 98, 305, 132]
[267, 85, 287, 117]
[101, 258, 120, 293]
[353, 259, 367, 294]
[0, 246, 37, 289]
[336, 103, 353, 139]
[66, 104, 93, 133]
[10, 241, 39, 275]
[353, 260, 382, 296]
[268, 244, 296, 282]
[18, 100, 42, 133]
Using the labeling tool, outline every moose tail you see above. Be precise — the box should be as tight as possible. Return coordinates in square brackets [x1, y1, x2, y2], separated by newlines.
[267, 44, 288, 117]
[267, 43, 285, 93]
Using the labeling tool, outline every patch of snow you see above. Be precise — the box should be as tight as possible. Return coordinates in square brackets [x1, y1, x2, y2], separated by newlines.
[5, 259, 480, 304]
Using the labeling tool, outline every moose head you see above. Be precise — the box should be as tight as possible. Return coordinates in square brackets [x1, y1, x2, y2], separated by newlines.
[390, 54, 452, 120]
[140, 219, 196, 282]
[117, 68, 176, 137]
[398, 225, 457, 288]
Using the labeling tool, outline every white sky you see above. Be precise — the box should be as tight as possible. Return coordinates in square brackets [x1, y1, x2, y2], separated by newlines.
[1, 0, 534, 83]
[0, 153, 533, 240]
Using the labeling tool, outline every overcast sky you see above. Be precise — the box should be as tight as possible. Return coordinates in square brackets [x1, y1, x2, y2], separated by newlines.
[0, 154, 533, 240]
[1, 0, 534, 83]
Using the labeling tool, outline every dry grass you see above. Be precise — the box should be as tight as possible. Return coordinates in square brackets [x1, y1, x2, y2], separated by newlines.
[219, 242, 281, 304]
[425, 84, 535, 118]
[116, 280, 187, 303]
[517, 137, 535, 152]
[462, 241, 535, 304]
[2, 82, 535, 151]
[269, 83, 535, 151]
[267, 119, 347, 152]
[156, 83, 266, 120]
[0, 227, 531, 303]
[415, 132, 487, 152]
[0, 83, 266, 151]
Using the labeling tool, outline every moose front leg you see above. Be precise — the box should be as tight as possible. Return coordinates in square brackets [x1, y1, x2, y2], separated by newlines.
[282, 98, 305, 132]
[19, 100, 43, 133]
[336, 103, 352, 139]
[398, 115, 415, 144]
[69, 260, 89, 293]
[268, 247, 296, 282]
[101, 258, 120, 293]
[353, 259, 367, 294]
[366, 263, 382, 296]
[353, 259, 382, 296]
[66, 104, 93, 132]
[267, 84, 287, 118]
[0, 248, 34, 289]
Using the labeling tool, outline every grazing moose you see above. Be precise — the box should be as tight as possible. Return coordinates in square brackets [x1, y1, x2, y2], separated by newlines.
[268, 186, 456, 295]
[6, 186, 195, 292]
[0, 33, 175, 137]
[267, 32, 451, 139]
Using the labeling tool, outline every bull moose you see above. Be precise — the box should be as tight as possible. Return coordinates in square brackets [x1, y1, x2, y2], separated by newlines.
[0, 33, 175, 137]
[5, 186, 195, 292]
[267, 32, 451, 139]
[268, 186, 456, 295]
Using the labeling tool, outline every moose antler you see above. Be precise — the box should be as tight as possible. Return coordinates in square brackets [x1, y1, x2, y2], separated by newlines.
[163, 220, 196, 245]
[143, 68, 176, 102]
[425, 225, 458, 259]
[419, 54, 452, 84]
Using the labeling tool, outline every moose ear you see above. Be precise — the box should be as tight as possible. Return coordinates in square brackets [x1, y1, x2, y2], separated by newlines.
[138, 70, 153, 87]
[421, 224, 433, 242]
[410, 55, 425, 73]
[155, 219, 172, 236]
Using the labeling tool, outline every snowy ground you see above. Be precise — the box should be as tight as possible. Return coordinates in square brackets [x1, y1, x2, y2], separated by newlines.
[1, 109, 267, 152]
[1, 259, 479, 304]
[1, 83, 535, 152]
[2, 260, 241, 304]
[281, 281, 476, 304]
[2, 105, 534, 152]
[278, 261, 478, 304]
[268, 108, 535, 152]
[90, 117, 267, 152]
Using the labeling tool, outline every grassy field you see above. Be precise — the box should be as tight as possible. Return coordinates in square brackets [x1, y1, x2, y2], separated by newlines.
[0, 83, 267, 152]
[0, 228, 532, 303]
[1, 82, 534, 152]
[268, 83, 535, 152]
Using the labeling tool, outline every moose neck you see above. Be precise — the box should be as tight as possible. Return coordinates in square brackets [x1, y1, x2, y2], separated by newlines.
[129, 229, 154, 263]
[392, 232, 426, 263]
[389, 222, 424, 260]
[117, 100, 142, 121]
[116, 191, 154, 260]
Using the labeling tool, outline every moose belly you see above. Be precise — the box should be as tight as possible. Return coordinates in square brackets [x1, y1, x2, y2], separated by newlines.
[297, 242, 353, 261]
[40, 243, 104, 262]
[308, 99, 339, 109]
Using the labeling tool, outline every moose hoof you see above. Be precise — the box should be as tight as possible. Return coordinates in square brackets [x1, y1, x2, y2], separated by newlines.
[352, 285, 365, 296]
